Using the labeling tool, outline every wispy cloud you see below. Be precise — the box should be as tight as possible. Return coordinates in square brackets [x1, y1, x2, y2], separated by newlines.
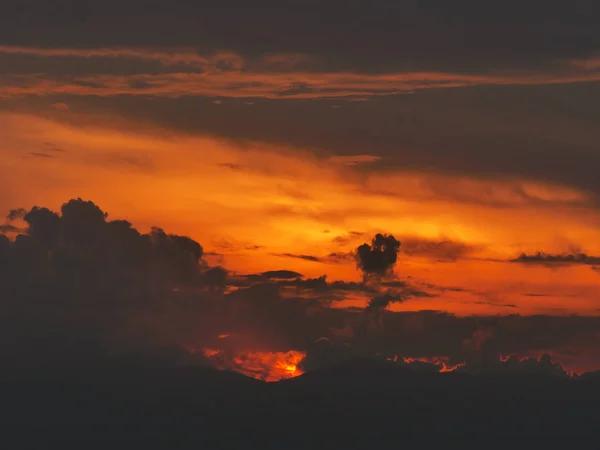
[0, 45, 244, 69]
[2, 46, 600, 100]
[328, 155, 382, 166]
[28, 152, 54, 158]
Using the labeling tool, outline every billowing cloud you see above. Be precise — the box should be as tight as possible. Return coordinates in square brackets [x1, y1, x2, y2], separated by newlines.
[0, 198, 216, 368]
[355, 234, 401, 281]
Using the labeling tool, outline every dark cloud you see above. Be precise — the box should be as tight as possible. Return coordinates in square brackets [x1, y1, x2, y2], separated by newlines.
[246, 270, 303, 281]
[0, 198, 217, 368]
[7, 208, 27, 221]
[2, 198, 600, 377]
[273, 252, 351, 264]
[202, 266, 229, 295]
[355, 234, 401, 281]
[299, 311, 600, 376]
[210, 238, 263, 253]
[512, 251, 600, 266]
[276, 253, 323, 263]
[28, 152, 54, 158]
[455, 353, 569, 378]
[1, 1, 599, 73]
[0, 224, 23, 233]
[366, 293, 406, 312]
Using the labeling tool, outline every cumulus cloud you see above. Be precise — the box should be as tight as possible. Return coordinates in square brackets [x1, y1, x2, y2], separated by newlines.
[355, 233, 401, 281]
[0, 198, 215, 368]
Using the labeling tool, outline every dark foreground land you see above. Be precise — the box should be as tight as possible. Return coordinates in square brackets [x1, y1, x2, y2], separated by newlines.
[2, 359, 600, 446]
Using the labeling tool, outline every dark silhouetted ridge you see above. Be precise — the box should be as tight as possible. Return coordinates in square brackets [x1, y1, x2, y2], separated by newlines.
[282, 356, 413, 386]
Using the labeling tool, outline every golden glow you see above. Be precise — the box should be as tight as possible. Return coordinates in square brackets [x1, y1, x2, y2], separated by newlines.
[389, 355, 466, 373]
[200, 348, 306, 382]
[1, 110, 600, 316]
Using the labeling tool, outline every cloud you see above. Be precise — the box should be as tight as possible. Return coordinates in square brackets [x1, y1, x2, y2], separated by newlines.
[0, 198, 217, 368]
[202, 266, 229, 295]
[366, 293, 406, 312]
[455, 353, 569, 378]
[328, 155, 382, 166]
[3, 66, 600, 101]
[276, 253, 323, 263]
[247, 270, 304, 281]
[0, 45, 243, 70]
[51, 102, 69, 110]
[2, 39, 600, 103]
[332, 231, 365, 246]
[512, 251, 600, 267]
[2, 2, 599, 74]
[0, 224, 23, 233]
[6, 208, 26, 221]
[400, 236, 479, 261]
[218, 162, 243, 171]
[28, 152, 54, 158]
[272, 253, 353, 265]
[4, 95, 599, 211]
[2, 198, 600, 377]
[355, 234, 401, 281]
[299, 312, 600, 376]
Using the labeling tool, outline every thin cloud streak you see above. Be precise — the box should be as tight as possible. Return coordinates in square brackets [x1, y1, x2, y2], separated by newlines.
[1, 49, 600, 100]
[0, 45, 244, 69]
[3, 72, 600, 100]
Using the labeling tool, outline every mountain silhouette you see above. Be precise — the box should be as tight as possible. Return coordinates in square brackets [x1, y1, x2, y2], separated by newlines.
[3, 358, 600, 446]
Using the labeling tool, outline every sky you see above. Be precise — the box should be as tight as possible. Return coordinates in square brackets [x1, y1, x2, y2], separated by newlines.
[1, 1, 600, 378]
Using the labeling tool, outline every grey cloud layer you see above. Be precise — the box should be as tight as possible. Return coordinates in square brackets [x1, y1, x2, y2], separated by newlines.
[2, 1, 599, 72]
[2, 2, 600, 205]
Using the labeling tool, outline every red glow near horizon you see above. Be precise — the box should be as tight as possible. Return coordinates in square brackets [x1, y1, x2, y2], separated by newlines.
[189, 344, 600, 380]
[199, 347, 306, 382]
[395, 355, 467, 373]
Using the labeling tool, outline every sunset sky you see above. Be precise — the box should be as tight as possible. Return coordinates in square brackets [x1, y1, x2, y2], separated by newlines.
[2, 1, 600, 376]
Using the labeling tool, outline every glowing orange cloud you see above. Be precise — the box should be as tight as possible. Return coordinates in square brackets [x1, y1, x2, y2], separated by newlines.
[4, 70, 600, 100]
[2, 44, 600, 100]
[1, 110, 600, 316]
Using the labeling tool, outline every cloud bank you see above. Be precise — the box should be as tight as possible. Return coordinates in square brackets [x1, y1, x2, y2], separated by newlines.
[2, 198, 600, 378]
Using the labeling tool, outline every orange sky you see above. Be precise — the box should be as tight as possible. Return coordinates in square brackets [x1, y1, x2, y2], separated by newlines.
[2, 109, 599, 316]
